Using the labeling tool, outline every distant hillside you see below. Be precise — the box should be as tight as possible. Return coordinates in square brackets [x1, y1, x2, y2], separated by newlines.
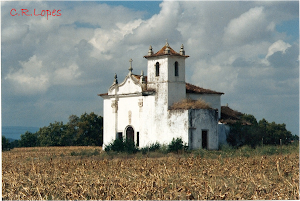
[2, 126, 39, 140]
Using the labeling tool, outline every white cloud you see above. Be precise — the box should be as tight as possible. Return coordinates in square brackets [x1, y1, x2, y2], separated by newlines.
[190, 60, 239, 94]
[89, 19, 143, 59]
[223, 6, 272, 45]
[124, 1, 182, 45]
[5, 55, 50, 94]
[265, 40, 291, 58]
[54, 63, 82, 85]
[1, 1, 298, 136]
[5, 55, 83, 94]
[2, 25, 29, 42]
[262, 40, 292, 66]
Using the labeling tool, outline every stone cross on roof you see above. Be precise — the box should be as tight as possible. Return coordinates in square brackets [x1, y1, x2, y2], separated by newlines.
[128, 58, 133, 74]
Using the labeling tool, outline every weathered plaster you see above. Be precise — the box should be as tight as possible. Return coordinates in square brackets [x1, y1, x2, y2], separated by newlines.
[187, 93, 221, 119]
[100, 44, 223, 150]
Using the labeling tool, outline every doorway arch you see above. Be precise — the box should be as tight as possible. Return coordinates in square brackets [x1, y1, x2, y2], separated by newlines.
[125, 126, 134, 143]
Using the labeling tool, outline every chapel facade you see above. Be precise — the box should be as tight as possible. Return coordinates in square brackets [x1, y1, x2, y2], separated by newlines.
[99, 41, 224, 150]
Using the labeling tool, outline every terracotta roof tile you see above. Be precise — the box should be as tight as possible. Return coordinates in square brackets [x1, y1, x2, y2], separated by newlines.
[219, 106, 251, 125]
[132, 74, 147, 83]
[144, 45, 189, 58]
[186, 83, 224, 95]
[98, 93, 108, 96]
[99, 80, 224, 96]
[220, 106, 243, 121]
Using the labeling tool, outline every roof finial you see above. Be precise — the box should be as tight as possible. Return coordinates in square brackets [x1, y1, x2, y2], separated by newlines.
[148, 45, 153, 56]
[114, 73, 118, 84]
[165, 39, 169, 47]
[180, 44, 185, 55]
[164, 39, 170, 54]
[128, 58, 133, 74]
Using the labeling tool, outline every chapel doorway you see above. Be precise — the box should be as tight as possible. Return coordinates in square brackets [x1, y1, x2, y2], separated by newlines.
[126, 126, 134, 143]
[202, 130, 208, 149]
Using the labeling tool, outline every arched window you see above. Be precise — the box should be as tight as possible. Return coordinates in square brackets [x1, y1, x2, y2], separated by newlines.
[155, 62, 160, 76]
[175, 61, 179, 76]
[126, 126, 134, 143]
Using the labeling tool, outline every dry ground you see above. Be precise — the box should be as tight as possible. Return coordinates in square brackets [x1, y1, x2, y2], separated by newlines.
[2, 146, 299, 200]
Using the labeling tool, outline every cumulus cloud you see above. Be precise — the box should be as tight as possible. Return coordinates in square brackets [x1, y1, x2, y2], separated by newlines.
[54, 63, 82, 84]
[89, 19, 143, 59]
[2, 25, 29, 43]
[264, 40, 292, 64]
[124, 1, 182, 45]
[223, 6, 272, 45]
[5, 55, 83, 94]
[5, 55, 50, 94]
[1, 1, 298, 136]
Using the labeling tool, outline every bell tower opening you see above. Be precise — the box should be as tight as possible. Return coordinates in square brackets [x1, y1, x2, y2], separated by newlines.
[175, 61, 179, 76]
[155, 62, 160, 76]
[144, 42, 189, 108]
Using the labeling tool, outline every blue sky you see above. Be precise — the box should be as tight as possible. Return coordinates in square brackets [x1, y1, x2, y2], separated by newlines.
[1, 1, 299, 136]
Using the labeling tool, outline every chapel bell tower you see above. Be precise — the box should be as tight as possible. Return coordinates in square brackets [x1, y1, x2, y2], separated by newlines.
[144, 41, 189, 108]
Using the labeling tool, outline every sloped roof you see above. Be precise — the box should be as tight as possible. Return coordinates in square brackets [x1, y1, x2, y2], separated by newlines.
[186, 83, 224, 95]
[98, 92, 108, 96]
[220, 106, 243, 121]
[144, 45, 189, 58]
[99, 76, 224, 96]
[219, 106, 251, 125]
[132, 74, 147, 83]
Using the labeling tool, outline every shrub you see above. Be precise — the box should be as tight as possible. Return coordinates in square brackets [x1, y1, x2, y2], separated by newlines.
[124, 139, 138, 154]
[140, 142, 161, 155]
[149, 142, 161, 151]
[168, 138, 188, 153]
[105, 138, 138, 154]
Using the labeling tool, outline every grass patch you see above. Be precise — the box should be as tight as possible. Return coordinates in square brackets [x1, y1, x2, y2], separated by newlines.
[70, 149, 100, 157]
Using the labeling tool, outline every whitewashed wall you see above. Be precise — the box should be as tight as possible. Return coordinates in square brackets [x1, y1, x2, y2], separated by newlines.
[117, 76, 142, 95]
[146, 56, 187, 108]
[117, 96, 141, 139]
[102, 98, 116, 149]
[102, 48, 220, 150]
[188, 109, 219, 150]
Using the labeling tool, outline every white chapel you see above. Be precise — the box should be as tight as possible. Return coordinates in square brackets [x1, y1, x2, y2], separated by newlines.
[99, 41, 225, 150]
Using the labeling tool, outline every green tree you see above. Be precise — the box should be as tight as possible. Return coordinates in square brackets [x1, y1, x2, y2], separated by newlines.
[227, 115, 294, 148]
[19, 112, 103, 147]
[65, 114, 80, 146]
[261, 121, 293, 145]
[19, 131, 38, 147]
[38, 122, 67, 146]
[226, 121, 245, 148]
[2, 136, 11, 151]
[10, 139, 19, 149]
[241, 114, 258, 126]
[74, 112, 103, 146]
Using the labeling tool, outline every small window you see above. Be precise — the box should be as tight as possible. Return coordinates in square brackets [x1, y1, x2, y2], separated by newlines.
[175, 61, 179, 76]
[137, 132, 139, 147]
[117, 132, 123, 140]
[155, 62, 159, 76]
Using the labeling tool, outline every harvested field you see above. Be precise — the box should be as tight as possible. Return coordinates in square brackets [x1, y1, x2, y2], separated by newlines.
[2, 145, 299, 200]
